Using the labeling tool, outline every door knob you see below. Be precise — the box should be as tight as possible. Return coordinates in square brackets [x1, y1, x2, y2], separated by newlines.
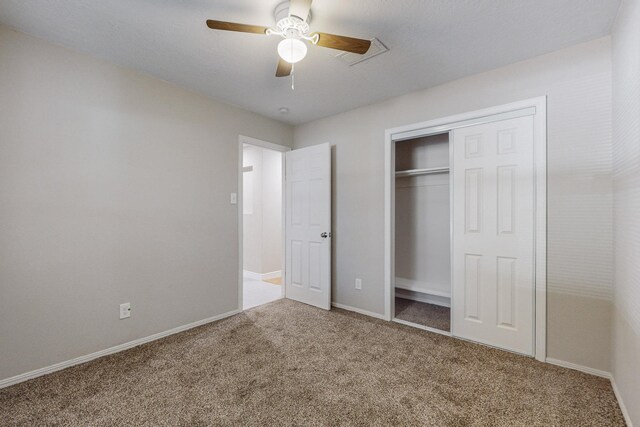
[321, 232, 329, 238]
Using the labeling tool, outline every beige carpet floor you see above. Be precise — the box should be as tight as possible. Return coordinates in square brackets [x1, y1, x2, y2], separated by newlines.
[0, 299, 625, 426]
[395, 297, 451, 332]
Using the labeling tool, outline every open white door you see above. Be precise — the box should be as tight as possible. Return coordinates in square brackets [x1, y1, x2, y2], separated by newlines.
[285, 143, 331, 310]
[452, 116, 535, 355]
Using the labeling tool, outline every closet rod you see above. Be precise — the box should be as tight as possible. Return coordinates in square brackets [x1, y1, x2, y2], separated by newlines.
[395, 167, 449, 178]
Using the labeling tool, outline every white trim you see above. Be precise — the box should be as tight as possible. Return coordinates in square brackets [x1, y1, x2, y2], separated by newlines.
[383, 128, 395, 321]
[545, 358, 611, 379]
[238, 136, 290, 311]
[238, 140, 244, 311]
[384, 97, 547, 361]
[544, 355, 634, 425]
[533, 99, 548, 363]
[0, 309, 240, 389]
[611, 376, 635, 427]
[392, 106, 537, 142]
[386, 102, 539, 140]
[240, 135, 291, 153]
[392, 318, 452, 337]
[395, 166, 450, 178]
[280, 146, 287, 299]
[242, 269, 262, 281]
[394, 277, 451, 298]
[395, 291, 451, 308]
[261, 270, 282, 280]
[448, 129, 455, 338]
[243, 269, 282, 281]
[331, 302, 386, 320]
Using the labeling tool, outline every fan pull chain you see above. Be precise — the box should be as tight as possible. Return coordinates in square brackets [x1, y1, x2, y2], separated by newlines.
[291, 40, 295, 90]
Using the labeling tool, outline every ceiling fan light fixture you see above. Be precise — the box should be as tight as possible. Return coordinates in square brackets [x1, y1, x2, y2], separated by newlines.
[277, 37, 307, 64]
[206, 0, 373, 79]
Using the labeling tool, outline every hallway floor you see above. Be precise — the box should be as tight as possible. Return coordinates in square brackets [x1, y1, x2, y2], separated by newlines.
[243, 275, 282, 310]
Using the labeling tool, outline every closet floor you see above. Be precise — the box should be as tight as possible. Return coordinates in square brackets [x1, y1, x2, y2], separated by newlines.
[395, 297, 450, 332]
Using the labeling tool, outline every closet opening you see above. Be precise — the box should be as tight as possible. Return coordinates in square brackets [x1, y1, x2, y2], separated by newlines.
[385, 98, 547, 359]
[393, 132, 451, 333]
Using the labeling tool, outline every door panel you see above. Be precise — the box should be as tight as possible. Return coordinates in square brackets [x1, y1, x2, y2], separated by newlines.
[285, 143, 331, 310]
[464, 254, 482, 321]
[452, 116, 535, 355]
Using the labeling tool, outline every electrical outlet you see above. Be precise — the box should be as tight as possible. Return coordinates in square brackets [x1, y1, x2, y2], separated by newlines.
[355, 278, 362, 290]
[230, 192, 237, 204]
[119, 302, 131, 319]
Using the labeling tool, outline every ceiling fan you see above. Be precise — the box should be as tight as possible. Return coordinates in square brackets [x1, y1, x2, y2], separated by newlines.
[206, 0, 372, 79]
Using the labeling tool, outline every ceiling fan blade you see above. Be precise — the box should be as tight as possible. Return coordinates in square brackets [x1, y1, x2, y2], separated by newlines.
[276, 59, 292, 77]
[206, 20, 269, 35]
[288, 0, 312, 21]
[313, 33, 371, 54]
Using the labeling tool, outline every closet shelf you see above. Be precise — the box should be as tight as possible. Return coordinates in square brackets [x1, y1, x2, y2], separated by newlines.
[395, 167, 449, 177]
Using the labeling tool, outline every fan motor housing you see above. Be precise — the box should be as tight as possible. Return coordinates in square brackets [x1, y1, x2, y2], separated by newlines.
[275, 1, 312, 26]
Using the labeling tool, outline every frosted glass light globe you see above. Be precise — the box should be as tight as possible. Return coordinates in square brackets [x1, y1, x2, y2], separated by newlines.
[277, 38, 307, 64]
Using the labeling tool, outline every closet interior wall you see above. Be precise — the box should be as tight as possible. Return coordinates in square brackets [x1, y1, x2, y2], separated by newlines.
[394, 133, 451, 327]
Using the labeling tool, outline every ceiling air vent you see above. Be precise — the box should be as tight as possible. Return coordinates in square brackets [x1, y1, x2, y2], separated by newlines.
[335, 38, 388, 66]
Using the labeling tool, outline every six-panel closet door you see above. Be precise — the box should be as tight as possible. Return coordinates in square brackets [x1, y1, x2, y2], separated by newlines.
[451, 116, 535, 355]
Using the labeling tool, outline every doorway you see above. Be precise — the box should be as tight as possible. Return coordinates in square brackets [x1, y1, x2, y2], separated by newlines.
[238, 137, 333, 312]
[239, 136, 288, 310]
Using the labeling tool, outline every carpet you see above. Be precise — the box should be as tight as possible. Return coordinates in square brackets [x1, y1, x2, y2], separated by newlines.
[0, 299, 625, 426]
[395, 297, 451, 332]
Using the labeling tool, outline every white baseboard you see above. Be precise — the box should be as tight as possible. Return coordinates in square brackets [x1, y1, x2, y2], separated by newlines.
[395, 289, 451, 308]
[243, 270, 261, 280]
[394, 277, 451, 298]
[392, 318, 452, 337]
[261, 270, 282, 280]
[0, 308, 241, 390]
[331, 302, 386, 320]
[243, 270, 281, 281]
[2, 308, 632, 427]
[611, 376, 634, 427]
[529, 358, 633, 425]
[545, 358, 611, 378]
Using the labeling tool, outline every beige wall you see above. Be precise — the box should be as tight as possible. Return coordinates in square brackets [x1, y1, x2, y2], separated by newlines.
[261, 149, 283, 274]
[242, 145, 263, 274]
[293, 37, 613, 371]
[0, 25, 292, 382]
[612, 0, 640, 423]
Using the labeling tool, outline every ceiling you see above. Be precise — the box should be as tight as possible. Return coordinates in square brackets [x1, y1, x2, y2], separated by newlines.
[0, 0, 621, 125]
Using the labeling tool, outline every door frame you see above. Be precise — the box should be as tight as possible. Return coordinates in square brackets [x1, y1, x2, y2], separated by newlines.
[383, 97, 547, 362]
[237, 135, 290, 311]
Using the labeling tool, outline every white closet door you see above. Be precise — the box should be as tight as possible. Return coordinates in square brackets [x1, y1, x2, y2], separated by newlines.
[452, 116, 535, 355]
[285, 143, 331, 310]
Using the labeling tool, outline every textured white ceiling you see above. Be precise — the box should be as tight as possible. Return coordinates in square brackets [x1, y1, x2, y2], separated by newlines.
[0, 0, 621, 125]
